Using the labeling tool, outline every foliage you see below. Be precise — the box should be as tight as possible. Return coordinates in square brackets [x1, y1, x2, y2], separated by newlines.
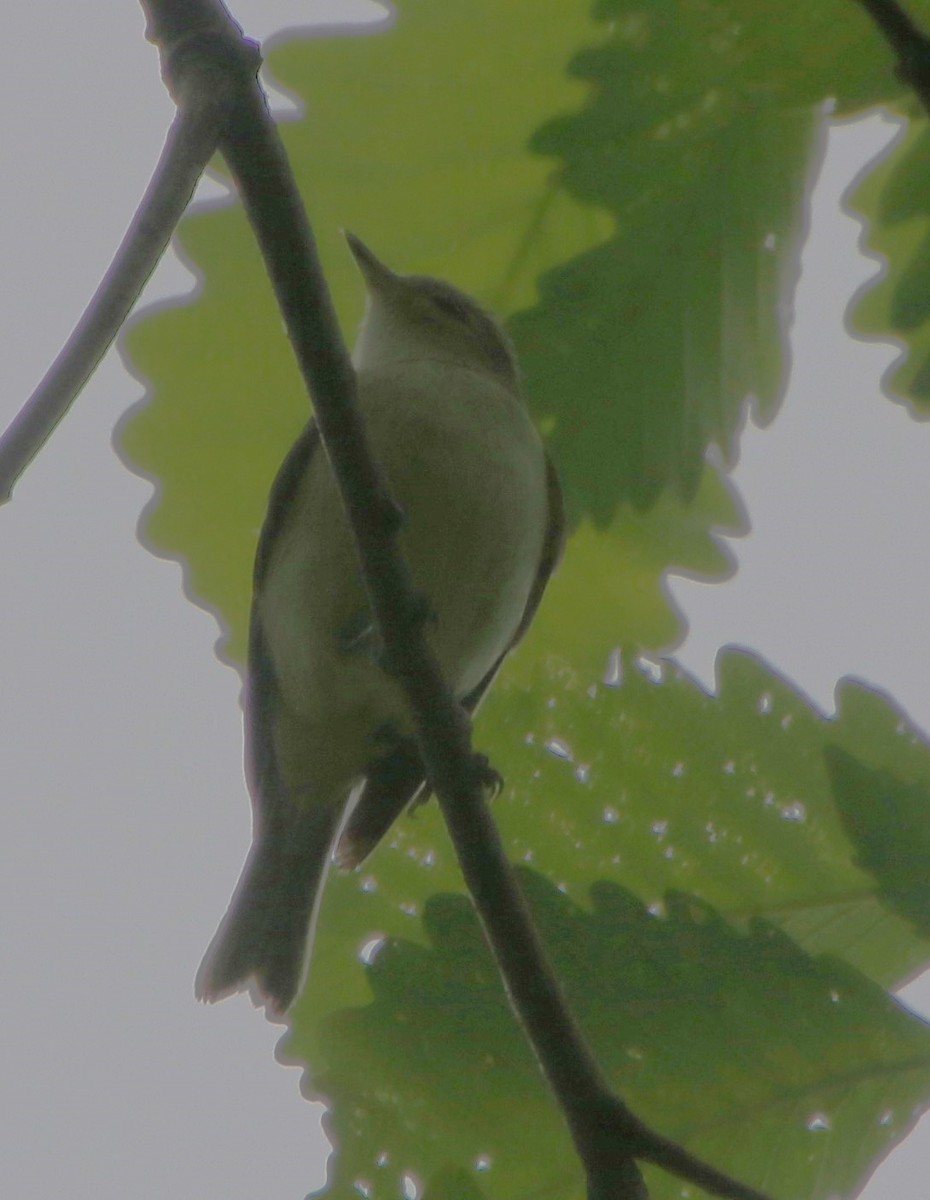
[118, 1, 930, 1198]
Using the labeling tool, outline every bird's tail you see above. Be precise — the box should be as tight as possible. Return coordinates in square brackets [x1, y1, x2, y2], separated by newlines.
[195, 802, 342, 1016]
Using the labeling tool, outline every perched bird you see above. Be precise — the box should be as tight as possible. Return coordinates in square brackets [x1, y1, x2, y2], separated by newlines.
[196, 234, 564, 1015]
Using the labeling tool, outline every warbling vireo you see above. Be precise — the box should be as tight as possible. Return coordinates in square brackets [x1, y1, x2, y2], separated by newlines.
[196, 233, 564, 1015]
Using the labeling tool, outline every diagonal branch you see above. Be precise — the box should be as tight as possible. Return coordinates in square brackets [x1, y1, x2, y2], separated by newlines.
[137, 3, 774, 1198]
[0, 96, 221, 505]
[855, 0, 930, 111]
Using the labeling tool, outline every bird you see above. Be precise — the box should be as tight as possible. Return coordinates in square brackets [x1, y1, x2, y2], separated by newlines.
[195, 233, 564, 1016]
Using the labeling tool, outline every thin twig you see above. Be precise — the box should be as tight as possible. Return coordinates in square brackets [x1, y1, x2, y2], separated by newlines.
[855, 0, 930, 112]
[0, 101, 220, 504]
[139, 3, 776, 1198]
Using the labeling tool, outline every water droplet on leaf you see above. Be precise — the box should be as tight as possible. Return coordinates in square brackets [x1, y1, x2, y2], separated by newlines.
[545, 736, 573, 761]
[358, 936, 386, 965]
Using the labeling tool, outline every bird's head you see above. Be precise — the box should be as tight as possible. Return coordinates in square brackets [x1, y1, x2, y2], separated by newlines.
[345, 232, 520, 393]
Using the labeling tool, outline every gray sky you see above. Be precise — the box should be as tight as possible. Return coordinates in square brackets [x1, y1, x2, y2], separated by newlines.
[1, 4, 928, 1198]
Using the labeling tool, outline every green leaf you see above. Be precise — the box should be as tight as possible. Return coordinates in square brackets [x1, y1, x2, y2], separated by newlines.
[282, 648, 930, 1199]
[513, 12, 819, 514]
[290, 649, 930, 1057]
[848, 118, 930, 410]
[299, 875, 930, 1200]
[835, 4, 930, 420]
[825, 746, 930, 942]
[505, 0, 930, 511]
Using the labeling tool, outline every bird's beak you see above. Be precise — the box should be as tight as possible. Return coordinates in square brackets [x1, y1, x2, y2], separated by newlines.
[344, 231, 399, 294]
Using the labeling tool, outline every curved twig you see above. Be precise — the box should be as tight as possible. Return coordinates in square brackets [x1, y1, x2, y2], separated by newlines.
[855, 0, 930, 109]
[0, 99, 221, 504]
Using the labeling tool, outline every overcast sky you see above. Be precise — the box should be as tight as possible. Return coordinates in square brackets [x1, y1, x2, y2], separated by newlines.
[2, 3, 929, 1198]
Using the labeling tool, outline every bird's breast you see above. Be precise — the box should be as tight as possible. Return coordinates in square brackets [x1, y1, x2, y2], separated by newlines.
[257, 361, 548, 733]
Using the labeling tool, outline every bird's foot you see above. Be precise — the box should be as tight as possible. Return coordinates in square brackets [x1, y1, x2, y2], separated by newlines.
[470, 753, 503, 800]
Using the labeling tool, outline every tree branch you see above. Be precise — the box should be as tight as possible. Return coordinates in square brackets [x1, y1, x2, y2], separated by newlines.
[0, 94, 221, 504]
[855, 0, 930, 111]
[135, 4, 774, 1197]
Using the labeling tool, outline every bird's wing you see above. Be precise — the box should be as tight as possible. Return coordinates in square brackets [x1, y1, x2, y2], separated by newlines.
[253, 420, 321, 590]
[246, 420, 321, 830]
[197, 421, 349, 1013]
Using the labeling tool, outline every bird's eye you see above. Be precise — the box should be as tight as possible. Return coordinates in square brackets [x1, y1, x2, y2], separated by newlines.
[431, 293, 464, 320]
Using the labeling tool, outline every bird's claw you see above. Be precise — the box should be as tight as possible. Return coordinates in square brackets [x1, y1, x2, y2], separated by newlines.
[337, 610, 381, 659]
[471, 753, 503, 800]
